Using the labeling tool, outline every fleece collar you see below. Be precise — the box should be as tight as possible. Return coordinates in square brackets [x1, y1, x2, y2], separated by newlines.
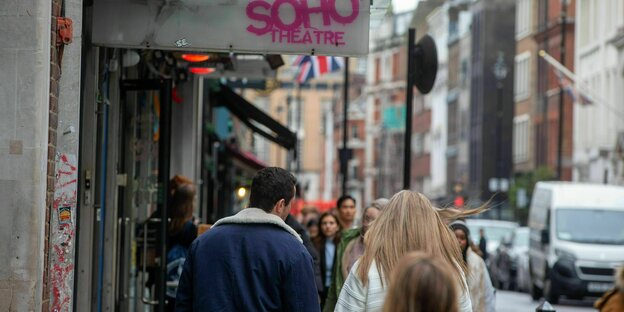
[212, 208, 302, 244]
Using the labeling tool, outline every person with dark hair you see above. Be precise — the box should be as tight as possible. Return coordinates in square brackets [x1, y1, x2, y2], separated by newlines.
[450, 220, 495, 312]
[306, 218, 320, 240]
[312, 212, 342, 308]
[323, 198, 388, 312]
[479, 228, 488, 261]
[168, 184, 197, 242]
[301, 206, 320, 226]
[336, 195, 357, 230]
[166, 183, 198, 311]
[175, 167, 319, 312]
[285, 214, 324, 301]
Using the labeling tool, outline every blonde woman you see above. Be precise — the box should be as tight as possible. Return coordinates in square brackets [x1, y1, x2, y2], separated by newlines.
[383, 252, 459, 312]
[335, 190, 482, 312]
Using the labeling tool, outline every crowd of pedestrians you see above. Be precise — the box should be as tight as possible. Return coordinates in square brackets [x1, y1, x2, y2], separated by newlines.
[171, 167, 506, 311]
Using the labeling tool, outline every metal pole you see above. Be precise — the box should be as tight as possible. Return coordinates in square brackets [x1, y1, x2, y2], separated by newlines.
[297, 83, 302, 175]
[557, 0, 568, 180]
[286, 94, 292, 171]
[404, 28, 416, 190]
[497, 83, 503, 220]
[158, 79, 172, 311]
[342, 57, 349, 196]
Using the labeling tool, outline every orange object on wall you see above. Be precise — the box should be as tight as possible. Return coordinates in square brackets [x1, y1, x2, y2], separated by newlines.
[56, 17, 73, 46]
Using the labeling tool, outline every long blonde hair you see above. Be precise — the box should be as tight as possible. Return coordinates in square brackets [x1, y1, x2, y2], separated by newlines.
[357, 190, 484, 287]
[383, 252, 458, 312]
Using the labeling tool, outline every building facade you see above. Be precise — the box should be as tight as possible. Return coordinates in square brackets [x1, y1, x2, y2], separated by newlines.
[1, 0, 83, 309]
[245, 75, 342, 203]
[447, 1, 474, 203]
[533, 0, 576, 181]
[427, 4, 450, 200]
[468, 0, 516, 206]
[574, 0, 624, 184]
[513, 0, 539, 175]
[366, 12, 412, 200]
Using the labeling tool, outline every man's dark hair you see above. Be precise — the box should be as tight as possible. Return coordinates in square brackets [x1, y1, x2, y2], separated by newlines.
[336, 195, 356, 210]
[249, 167, 297, 212]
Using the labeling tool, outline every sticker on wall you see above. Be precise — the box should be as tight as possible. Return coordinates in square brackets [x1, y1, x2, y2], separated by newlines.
[58, 206, 71, 226]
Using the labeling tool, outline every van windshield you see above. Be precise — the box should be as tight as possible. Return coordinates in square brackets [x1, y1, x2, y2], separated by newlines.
[556, 209, 624, 245]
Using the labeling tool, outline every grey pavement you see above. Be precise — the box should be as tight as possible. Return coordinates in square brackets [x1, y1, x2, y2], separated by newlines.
[496, 290, 597, 312]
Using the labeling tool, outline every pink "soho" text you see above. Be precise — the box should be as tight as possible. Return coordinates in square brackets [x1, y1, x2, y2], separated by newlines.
[246, 0, 360, 46]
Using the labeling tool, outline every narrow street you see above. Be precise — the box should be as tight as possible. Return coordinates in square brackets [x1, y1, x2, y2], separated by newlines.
[496, 290, 596, 312]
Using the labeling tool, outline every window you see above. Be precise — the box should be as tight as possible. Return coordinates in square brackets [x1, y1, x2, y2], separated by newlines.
[411, 133, 424, 155]
[348, 164, 356, 180]
[515, 52, 531, 101]
[514, 114, 531, 163]
[516, 0, 532, 39]
[392, 51, 401, 81]
[424, 132, 432, 153]
[382, 53, 392, 82]
[460, 59, 469, 87]
[579, 0, 590, 46]
[351, 124, 359, 139]
[375, 57, 381, 84]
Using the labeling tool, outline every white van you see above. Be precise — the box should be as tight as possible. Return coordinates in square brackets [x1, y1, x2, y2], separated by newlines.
[528, 182, 624, 303]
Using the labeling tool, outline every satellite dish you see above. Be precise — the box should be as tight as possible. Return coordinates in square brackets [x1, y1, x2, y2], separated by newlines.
[413, 35, 438, 94]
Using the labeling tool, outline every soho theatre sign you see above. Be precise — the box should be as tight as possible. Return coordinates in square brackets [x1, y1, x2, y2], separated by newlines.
[93, 0, 370, 56]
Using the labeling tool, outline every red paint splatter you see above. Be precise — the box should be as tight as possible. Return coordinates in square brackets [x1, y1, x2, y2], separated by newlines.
[60, 179, 77, 188]
[59, 154, 77, 171]
[54, 245, 65, 262]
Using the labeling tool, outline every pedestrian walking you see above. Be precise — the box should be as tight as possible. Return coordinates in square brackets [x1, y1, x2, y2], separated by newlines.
[301, 206, 321, 226]
[336, 195, 357, 230]
[383, 252, 459, 312]
[306, 218, 320, 240]
[170, 174, 194, 195]
[285, 214, 324, 301]
[175, 167, 319, 312]
[323, 198, 388, 312]
[166, 183, 198, 311]
[335, 190, 484, 312]
[450, 220, 496, 312]
[479, 228, 488, 261]
[313, 212, 342, 308]
[594, 266, 624, 311]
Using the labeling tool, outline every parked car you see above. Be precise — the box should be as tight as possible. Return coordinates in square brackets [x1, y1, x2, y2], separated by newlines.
[466, 219, 519, 260]
[528, 182, 624, 304]
[513, 227, 531, 293]
[490, 227, 530, 291]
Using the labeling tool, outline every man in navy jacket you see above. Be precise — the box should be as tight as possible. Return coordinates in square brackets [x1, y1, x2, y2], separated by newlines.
[175, 167, 319, 311]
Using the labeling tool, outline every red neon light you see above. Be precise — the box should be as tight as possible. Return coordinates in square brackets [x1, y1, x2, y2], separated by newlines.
[182, 54, 210, 62]
[189, 67, 216, 75]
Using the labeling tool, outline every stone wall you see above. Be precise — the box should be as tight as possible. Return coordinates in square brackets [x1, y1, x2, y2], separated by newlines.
[0, 0, 53, 310]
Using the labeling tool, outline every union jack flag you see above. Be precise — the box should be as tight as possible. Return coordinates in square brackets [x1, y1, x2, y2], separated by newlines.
[554, 69, 593, 106]
[293, 56, 345, 84]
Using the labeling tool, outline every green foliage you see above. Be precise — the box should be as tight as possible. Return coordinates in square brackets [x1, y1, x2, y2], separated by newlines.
[509, 166, 556, 224]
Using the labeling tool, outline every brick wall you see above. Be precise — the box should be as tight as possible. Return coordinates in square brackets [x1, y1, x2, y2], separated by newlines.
[42, 0, 62, 309]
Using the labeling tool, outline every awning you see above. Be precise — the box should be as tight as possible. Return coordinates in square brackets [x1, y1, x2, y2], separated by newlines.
[225, 143, 267, 171]
[212, 84, 296, 150]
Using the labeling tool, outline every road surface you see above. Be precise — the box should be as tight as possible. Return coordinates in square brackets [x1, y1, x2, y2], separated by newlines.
[496, 290, 597, 312]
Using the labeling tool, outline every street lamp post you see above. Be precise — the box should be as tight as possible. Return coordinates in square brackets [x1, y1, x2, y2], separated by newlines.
[493, 52, 508, 220]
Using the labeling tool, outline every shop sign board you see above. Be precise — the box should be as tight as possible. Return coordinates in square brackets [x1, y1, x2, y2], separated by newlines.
[93, 0, 370, 56]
